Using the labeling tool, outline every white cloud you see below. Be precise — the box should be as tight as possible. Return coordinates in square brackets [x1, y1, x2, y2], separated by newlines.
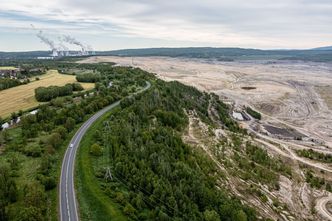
[0, 0, 332, 49]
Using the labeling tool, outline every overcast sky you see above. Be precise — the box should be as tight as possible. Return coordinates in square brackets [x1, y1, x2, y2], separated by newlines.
[0, 0, 332, 51]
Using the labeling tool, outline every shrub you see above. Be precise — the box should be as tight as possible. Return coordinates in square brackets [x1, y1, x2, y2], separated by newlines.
[89, 143, 103, 156]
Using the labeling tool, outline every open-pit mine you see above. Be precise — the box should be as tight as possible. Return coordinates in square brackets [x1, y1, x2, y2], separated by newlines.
[81, 56, 332, 220]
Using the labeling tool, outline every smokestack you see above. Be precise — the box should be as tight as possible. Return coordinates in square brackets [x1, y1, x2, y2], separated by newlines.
[62, 35, 89, 55]
[87, 45, 95, 55]
[57, 37, 70, 56]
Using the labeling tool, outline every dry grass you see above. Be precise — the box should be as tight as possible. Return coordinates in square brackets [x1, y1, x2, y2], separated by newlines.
[0, 70, 94, 118]
[0, 66, 18, 70]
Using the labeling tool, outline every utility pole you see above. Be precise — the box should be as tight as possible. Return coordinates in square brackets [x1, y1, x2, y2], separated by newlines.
[103, 121, 113, 181]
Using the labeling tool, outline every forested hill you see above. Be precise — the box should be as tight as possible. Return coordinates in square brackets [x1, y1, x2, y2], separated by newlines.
[78, 74, 256, 220]
[2, 47, 332, 62]
[98, 47, 332, 62]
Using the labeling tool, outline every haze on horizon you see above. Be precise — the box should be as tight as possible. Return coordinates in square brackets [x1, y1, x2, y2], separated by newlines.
[0, 0, 332, 51]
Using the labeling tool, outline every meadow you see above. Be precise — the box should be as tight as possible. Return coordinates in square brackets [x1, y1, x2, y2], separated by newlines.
[0, 66, 18, 70]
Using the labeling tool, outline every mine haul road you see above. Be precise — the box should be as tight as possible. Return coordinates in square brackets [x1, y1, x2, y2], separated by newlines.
[59, 82, 151, 221]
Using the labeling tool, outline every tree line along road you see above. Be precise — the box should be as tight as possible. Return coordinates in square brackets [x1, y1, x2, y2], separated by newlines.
[59, 81, 151, 221]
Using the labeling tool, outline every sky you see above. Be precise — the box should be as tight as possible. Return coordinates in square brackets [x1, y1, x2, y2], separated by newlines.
[0, 0, 332, 51]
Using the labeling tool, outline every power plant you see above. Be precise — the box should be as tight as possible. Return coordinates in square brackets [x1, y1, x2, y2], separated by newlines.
[31, 25, 95, 58]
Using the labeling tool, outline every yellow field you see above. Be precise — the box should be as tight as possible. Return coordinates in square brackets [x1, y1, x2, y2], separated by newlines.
[0, 70, 94, 118]
[0, 66, 18, 70]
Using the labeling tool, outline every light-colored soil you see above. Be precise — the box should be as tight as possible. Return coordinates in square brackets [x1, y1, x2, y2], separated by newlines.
[80, 56, 332, 220]
[0, 70, 94, 117]
[316, 86, 332, 110]
[80, 56, 332, 145]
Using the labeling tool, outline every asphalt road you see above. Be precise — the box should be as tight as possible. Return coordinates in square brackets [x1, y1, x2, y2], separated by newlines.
[59, 81, 151, 221]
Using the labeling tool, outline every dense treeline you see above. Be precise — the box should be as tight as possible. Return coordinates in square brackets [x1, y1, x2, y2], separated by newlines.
[0, 78, 25, 91]
[0, 62, 150, 220]
[87, 79, 256, 220]
[76, 72, 101, 82]
[34, 83, 84, 102]
[35, 85, 73, 101]
[0, 163, 18, 220]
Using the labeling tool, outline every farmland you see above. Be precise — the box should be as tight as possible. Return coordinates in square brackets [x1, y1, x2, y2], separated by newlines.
[0, 66, 17, 70]
[0, 70, 94, 117]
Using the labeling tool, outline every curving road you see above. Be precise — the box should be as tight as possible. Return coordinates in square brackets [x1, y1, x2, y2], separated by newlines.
[59, 81, 151, 221]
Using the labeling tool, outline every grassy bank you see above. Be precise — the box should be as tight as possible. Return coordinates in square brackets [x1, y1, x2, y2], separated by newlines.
[75, 107, 127, 221]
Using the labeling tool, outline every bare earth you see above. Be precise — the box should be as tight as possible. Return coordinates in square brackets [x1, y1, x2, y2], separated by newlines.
[0, 70, 94, 117]
[80, 56, 332, 220]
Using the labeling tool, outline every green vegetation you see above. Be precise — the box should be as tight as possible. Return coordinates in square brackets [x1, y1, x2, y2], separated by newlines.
[304, 170, 332, 193]
[35, 84, 74, 101]
[246, 107, 261, 120]
[76, 72, 101, 83]
[1, 59, 290, 220]
[296, 149, 332, 164]
[78, 78, 257, 220]
[34, 83, 84, 101]
[0, 78, 29, 91]
[77, 108, 127, 221]
[99, 47, 332, 62]
[230, 139, 291, 190]
[0, 61, 149, 221]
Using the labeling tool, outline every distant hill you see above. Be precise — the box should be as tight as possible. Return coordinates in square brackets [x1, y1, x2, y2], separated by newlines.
[0, 51, 50, 59]
[99, 47, 332, 62]
[1, 47, 332, 62]
[312, 46, 332, 51]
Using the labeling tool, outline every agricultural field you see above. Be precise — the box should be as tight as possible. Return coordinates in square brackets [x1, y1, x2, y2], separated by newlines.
[0, 70, 94, 117]
[0, 66, 18, 70]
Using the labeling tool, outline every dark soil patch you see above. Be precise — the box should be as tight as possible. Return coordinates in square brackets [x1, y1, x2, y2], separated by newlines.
[241, 86, 257, 90]
[264, 124, 305, 139]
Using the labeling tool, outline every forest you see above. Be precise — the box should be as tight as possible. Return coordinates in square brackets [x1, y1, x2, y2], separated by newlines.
[0, 61, 150, 221]
[0, 78, 27, 91]
[79, 77, 256, 220]
[0, 59, 280, 221]
[76, 72, 101, 82]
[34, 83, 84, 101]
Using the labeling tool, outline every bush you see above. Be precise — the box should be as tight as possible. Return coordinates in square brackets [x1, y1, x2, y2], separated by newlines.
[76, 73, 101, 83]
[246, 107, 261, 120]
[41, 176, 56, 190]
[0, 78, 22, 91]
[71, 83, 84, 91]
[89, 143, 103, 156]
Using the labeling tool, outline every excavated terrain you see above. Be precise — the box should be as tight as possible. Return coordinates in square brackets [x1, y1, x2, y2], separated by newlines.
[81, 56, 332, 220]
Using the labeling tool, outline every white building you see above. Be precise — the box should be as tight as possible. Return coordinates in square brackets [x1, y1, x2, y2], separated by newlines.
[1, 122, 9, 130]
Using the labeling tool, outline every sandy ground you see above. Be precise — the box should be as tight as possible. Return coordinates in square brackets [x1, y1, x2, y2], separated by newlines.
[80, 56, 332, 220]
[81, 56, 332, 146]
